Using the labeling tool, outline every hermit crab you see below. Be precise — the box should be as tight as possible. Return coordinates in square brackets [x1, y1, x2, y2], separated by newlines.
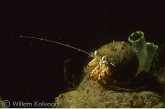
[86, 41, 145, 91]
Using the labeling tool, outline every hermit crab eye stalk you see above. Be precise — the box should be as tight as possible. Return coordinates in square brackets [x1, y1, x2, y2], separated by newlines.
[102, 56, 105, 61]
[93, 50, 104, 62]
[99, 56, 106, 64]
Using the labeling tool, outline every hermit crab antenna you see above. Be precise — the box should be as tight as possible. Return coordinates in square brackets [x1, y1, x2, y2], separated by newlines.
[20, 36, 91, 55]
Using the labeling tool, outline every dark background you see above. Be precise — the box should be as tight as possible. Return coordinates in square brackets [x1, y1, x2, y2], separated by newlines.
[0, 0, 165, 107]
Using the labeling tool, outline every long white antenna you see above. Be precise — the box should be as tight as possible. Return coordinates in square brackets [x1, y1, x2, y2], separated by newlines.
[20, 36, 91, 55]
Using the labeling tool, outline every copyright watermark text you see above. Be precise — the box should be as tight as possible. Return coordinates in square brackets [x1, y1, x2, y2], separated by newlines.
[1, 100, 59, 108]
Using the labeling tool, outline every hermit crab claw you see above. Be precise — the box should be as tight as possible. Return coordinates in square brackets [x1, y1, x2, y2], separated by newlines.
[87, 58, 99, 72]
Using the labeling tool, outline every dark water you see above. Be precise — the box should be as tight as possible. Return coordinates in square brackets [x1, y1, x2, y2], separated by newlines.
[1, 1, 165, 107]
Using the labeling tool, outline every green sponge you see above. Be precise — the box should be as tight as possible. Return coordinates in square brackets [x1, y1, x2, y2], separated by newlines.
[128, 31, 158, 75]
